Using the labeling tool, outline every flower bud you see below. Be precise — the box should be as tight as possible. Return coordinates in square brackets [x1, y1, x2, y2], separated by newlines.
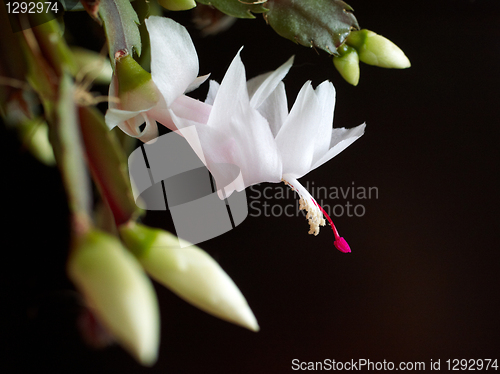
[346, 29, 410, 69]
[71, 47, 113, 85]
[333, 44, 360, 86]
[115, 53, 159, 111]
[158, 0, 197, 11]
[67, 229, 160, 366]
[120, 222, 259, 332]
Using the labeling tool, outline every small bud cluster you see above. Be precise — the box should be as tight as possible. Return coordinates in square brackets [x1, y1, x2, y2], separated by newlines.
[333, 29, 411, 85]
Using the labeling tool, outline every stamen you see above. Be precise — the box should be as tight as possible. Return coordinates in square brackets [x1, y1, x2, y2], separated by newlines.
[283, 178, 351, 253]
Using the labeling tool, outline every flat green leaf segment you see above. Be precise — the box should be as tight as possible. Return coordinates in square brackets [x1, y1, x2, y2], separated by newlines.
[99, 0, 142, 65]
[266, 0, 359, 55]
[196, 0, 268, 19]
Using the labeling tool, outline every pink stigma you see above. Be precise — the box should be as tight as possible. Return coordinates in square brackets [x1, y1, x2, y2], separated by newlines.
[334, 237, 351, 253]
[312, 199, 351, 253]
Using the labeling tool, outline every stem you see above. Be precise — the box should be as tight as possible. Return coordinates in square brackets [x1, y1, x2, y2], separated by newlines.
[79, 105, 141, 226]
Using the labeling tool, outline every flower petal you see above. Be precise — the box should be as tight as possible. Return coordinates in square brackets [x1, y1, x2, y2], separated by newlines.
[146, 16, 199, 106]
[171, 99, 282, 197]
[254, 81, 288, 138]
[248, 55, 294, 109]
[275, 81, 323, 178]
[208, 48, 249, 128]
[205, 80, 220, 105]
[186, 73, 210, 93]
[149, 95, 212, 132]
[312, 81, 336, 164]
[310, 123, 366, 171]
[105, 109, 159, 143]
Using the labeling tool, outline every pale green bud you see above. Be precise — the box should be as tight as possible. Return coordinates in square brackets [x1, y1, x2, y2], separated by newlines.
[346, 29, 411, 69]
[67, 229, 160, 366]
[158, 0, 197, 11]
[115, 53, 159, 111]
[120, 223, 260, 332]
[24, 121, 56, 165]
[71, 47, 113, 85]
[333, 44, 360, 86]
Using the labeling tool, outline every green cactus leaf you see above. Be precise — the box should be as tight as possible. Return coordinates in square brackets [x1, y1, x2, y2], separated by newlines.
[265, 0, 359, 55]
[195, 0, 268, 19]
[99, 0, 142, 66]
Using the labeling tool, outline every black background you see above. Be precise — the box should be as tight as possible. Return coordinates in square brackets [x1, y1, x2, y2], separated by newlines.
[3, 0, 500, 372]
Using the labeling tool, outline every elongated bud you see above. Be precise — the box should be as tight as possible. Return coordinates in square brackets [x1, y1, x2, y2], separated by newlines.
[346, 29, 410, 69]
[333, 44, 360, 86]
[72, 47, 113, 85]
[115, 52, 159, 111]
[67, 229, 160, 366]
[120, 222, 260, 332]
[158, 0, 197, 11]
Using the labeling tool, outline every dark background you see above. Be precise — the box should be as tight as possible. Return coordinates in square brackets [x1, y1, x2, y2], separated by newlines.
[3, 0, 500, 372]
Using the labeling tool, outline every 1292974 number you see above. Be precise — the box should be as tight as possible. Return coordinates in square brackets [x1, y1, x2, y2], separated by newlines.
[446, 359, 498, 370]
[6, 2, 59, 14]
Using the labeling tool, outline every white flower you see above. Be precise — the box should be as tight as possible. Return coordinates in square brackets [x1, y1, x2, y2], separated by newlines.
[170, 51, 365, 252]
[105, 16, 211, 142]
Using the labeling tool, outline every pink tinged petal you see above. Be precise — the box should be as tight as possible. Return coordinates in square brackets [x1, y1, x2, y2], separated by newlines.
[149, 95, 212, 132]
[248, 55, 294, 109]
[310, 123, 366, 172]
[312, 81, 336, 163]
[146, 16, 199, 107]
[275, 81, 323, 178]
[170, 95, 212, 124]
[254, 81, 288, 138]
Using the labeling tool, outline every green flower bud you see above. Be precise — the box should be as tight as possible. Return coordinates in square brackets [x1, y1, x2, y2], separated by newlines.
[346, 29, 410, 69]
[71, 47, 113, 85]
[67, 229, 160, 366]
[115, 53, 159, 111]
[333, 44, 360, 86]
[158, 0, 197, 11]
[120, 222, 260, 332]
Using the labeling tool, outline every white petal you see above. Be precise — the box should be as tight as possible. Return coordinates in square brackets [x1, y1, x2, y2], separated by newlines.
[105, 108, 159, 142]
[208, 48, 249, 128]
[248, 55, 294, 109]
[185, 73, 210, 93]
[205, 80, 220, 105]
[312, 81, 336, 164]
[310, 123, 366, 171]
[146, 16, 199, 106]
[254, 81, 288, 138]
[275, 81, 323, 178]
[149, 95, 212, 132]
[170, 100, 282, 197]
